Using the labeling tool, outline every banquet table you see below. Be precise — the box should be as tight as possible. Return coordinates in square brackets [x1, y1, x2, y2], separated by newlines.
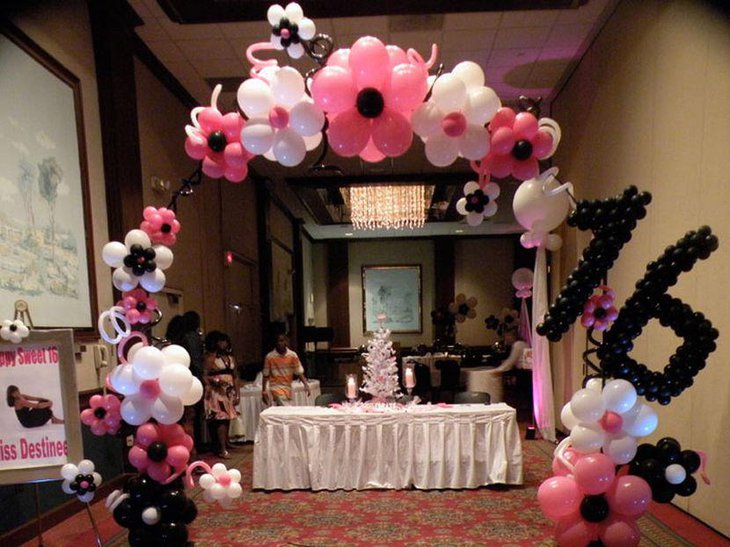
[402, 354, 463, 386]
[253, 403, 522, 491]
[229, 379, 321, 442]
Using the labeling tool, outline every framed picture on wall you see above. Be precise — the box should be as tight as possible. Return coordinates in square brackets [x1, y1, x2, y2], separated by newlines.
[0, 329, 82, 485]
[362, 265, 422, 334]
[0, 22, 96, 329]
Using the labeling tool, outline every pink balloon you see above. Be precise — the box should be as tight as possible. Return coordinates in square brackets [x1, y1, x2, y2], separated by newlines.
[90, 421, 108, 436]
[224, 164, 248, 183]
[552, 448, 579, 476]
[537, 476, 582, 521]
[80, 409, 95, 426]
[224, 142, 248, 168]
[486, 152, 513, 179]
[512, 158, 539, 181]
[197, 107, 222, 135]
[556, 515, 599, 547]
[386, 63, 428, 112]
[490, 127, 515, 155]
[606, 475, 651, 517]
[126, 309, 141, 324]
[372, 108, 413, 157]
[327, 109, 371, 157]
[386, 45, 408, 69]
[166, 445, 191, 468]
[513, 112, 539, 140]
[533, 130, 554, 159]
[489, 107, 516, 131]
[184, 135, 207, 160]
[311, 66, 357, 113]
[360, 138, 386, 163]
[574, 453, 616, 495]
[599, 515, 641, 547]
[202, 156, 225, 179]
[128, 445, 148, 469]
[159, 424, 186, 445]
[105, 414, 121, 428]
[221, 112, 244, 141]
[148, 461, 171, 483]
[327, 48, 350, 68]
[349, 36, 390, 89]
[136, 423, 160, 447]
[181, 434, 195, 452]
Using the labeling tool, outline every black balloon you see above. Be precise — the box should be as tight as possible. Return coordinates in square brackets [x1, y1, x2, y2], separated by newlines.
[580, 495, 610, 523]
[676, 475, 698, 497]
[681, 450, 701, 474]
[629, 439, 703, 503]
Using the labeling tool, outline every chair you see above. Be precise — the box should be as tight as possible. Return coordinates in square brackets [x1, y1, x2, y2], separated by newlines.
[435, 359, 461, 403]
[412, 362, 432, 402]
[462, 341, 527, 403]
[314, 393, 343, 406]
[454, 391, 491, 405]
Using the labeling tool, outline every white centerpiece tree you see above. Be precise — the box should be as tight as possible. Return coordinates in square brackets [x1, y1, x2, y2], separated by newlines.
[361, 314, 402, 402]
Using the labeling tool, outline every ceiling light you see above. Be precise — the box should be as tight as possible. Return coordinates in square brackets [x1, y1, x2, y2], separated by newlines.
[455, 229, 464, 234]
[349, 185, 431, 230]
[344, 232, 354, 236]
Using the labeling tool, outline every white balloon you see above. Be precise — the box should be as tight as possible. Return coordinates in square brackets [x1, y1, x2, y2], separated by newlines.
[62, 480, 75, 494]
[120, 395, 152, 426]
[78, 492, 95, 503]
[513, 167, 571, 233]
[209, 483, 226, 500]
[109, 364, 141, 395]
[466, 212, 484, 227]
[288, 101, 325, 136]
[425, 133, 459, 167]
[132, 346, 165, 380]
[459, 124, 489, 160]
[266, 4, 285, 26]
[270, 33, 285, 51]
[124, 229, 151, 249]
[199, 473, 215, 489]
[142, 506, 161, 525]
[411, 101, 443, 138]
[78, 459, 95, 475]
[511, 267, 533, 291]
[570, 423, 605, 454]
[432, 74, 467, 112]
[463, 87, 501, 126]
[284, 2, 304, 23]
[298, 18, 316, 40]
[228, 469, 242, 483]
[237, 79, 274, 118]
[288, 42, 305, 59]
[127, 342, 145, 364]
[271, 67, 305, 107]
[560, 402, 579, 430]
[61, 463, 79, 481]
[180, 377, 204, 406]
[159, 364, 193, 397]
[93, 472, 102, 486]
[602, 379, 637, 414]
[241, 118, 275, 154]
[483, 201, 498, 218]
[212, 463, 228, 477]
[102, 242, 127, 267]
[273, 128, 306, 167]
[227, 482, 243, 498]
[451, 61, 485, 90]
[151, 393, 184, 425]
[665, 464, 687, 485]
[456, 198, 468, 216]
[202, 490, 215, 503]
[545, 233, 563, 251]
[603, 434, 637, 465]
[112, 267, 137, 292]
[153, 245, 174, 270]
[161, 344, 191, 368]
[622, 402, 658, 437]
[303, 132, 322, 151]
[570, 388, 606, 423]
[140, 269, 165, 293]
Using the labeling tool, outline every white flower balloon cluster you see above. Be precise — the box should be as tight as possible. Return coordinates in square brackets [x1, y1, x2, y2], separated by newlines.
[561, 378, 658, 464]
[109, 343, 203, 426]
[199, 463, 243, 507]
[0, 319, 29, 344]
[61, 459, 102, 503]
[102, 229, 173, 293]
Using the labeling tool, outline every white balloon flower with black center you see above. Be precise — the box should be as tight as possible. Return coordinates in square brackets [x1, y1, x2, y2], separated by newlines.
[61, 459, 102, 503]
[456, 181, 500, 226]
[102, 229, 173, 293]
[267, 2, 316, 59]
[0, 319, 29, 344]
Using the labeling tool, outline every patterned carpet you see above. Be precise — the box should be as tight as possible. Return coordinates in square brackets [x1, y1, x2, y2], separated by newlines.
[99, 436, 706, 547]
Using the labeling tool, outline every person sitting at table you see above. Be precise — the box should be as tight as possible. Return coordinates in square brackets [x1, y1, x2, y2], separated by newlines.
[203, 330, 240, 459]
[262, 334, 310, 406]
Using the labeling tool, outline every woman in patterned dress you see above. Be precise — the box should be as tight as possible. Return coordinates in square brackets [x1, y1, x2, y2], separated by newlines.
[203, 331, 240, 459]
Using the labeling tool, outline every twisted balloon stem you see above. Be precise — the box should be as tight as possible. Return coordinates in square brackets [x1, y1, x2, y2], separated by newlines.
[210, 84, 222, 110]
[185, 460, 213, 488]
[246, 42, 279, 82]
[697, 450, 711, 485]
[554, 437, 575, 474]
[408, 44, 438, 70]
[469, 159, 490, 187]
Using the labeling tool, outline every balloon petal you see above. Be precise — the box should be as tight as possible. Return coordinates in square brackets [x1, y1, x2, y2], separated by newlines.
[327, 109, 371, 157]
[371, 109, 413, 158]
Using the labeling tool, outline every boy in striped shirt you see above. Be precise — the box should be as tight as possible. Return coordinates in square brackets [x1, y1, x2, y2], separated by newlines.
[262, 334, 310, 405]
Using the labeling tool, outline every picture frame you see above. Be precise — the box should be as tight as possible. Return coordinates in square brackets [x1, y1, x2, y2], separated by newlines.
[362, 265, 422, 334]
[0, 22, 97, 330]
[0, 329, 82, 485]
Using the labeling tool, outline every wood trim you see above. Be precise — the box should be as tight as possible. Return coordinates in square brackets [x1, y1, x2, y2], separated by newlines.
[293, 220, 305, 355]
[326, 241, 350, 347]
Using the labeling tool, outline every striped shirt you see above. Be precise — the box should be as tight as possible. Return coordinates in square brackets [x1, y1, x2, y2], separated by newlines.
[263, 348, 304, 400]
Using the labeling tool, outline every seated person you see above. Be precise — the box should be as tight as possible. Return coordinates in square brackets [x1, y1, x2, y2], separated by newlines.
[7, 385, 64, 427]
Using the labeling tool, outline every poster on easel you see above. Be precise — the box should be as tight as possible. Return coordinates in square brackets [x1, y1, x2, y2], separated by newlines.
[0, 329, 81, 484]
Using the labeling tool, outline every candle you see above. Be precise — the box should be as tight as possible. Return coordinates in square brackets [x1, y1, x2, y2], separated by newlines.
[404, 368, 415, 389]
[346, 376, 358, 399]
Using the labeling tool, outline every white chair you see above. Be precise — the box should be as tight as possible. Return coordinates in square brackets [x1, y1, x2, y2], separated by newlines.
[462, 341, 528, 403]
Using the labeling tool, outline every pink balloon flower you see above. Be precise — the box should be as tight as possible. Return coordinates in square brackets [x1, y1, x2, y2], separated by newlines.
[311, 36, 432, 161]
[117, 288, 158, 325]
[80, 394, 122, 436]
[483, 108, 557, 180]
[185, 84, 253, 182]
[140, 206, 181, 247]
[128, 422, 194, 483]
[581, 285, 619, 332]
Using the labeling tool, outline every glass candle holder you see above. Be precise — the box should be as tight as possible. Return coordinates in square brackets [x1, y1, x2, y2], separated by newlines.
[345, 373, 358, 402]
[403, 362, 416, 396]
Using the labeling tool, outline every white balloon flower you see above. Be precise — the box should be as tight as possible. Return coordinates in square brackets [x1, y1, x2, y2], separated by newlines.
[560, 379, 658, 464]
[102, 229, 173, 293]
[238, 66, 324, 167]
[61, 459, 102, 503]
[267, 2, 316, 59]
[412, 61, 501, 167]
[108, 343, 203, 426]
[456, 181, 501, 226]
[198, 463, 243, 508]
[0, 319, 29, 344]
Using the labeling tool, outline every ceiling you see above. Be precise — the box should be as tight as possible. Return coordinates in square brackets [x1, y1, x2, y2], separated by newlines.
[127, 0, 618, 239]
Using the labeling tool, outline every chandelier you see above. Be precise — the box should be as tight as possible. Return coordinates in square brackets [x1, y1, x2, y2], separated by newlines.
[349, 185, 431, 230]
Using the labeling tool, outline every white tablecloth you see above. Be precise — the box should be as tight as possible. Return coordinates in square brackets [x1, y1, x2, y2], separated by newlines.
[229, 379, 321, 442]
[253, 403, 522, 491]
[402, 354, 462, 386]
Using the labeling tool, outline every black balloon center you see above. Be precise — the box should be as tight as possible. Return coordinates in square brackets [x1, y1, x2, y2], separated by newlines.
[161, 223, 172, 233]
[458, 304, 469, 316]
[357, 88, 385, 119]
[580, 495, 610, 523]
[147, 441, 168, 463]
[512, 139, 533, 160]
[207, 131, 227, 153]
[9, 325, 17, 332]
[594, 307, 607, 319]
[123, 245, 157, 277]
[136, 301, 147, 312]
[94, 407, 107, 419]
